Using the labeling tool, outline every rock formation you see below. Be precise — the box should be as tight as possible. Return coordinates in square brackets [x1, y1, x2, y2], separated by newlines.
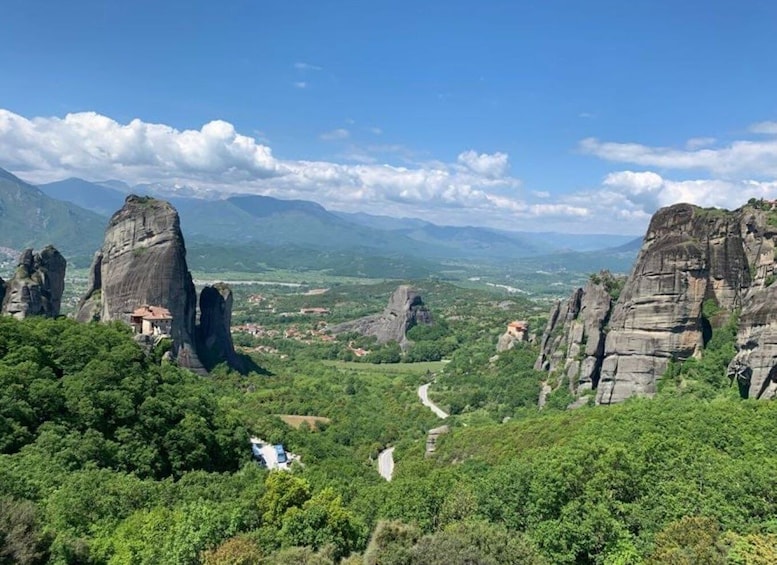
[536, 202, 777, 404]
[496, 321, 529, 353]
[197, 283, 243, 372]
[1, 246, 66, 319]
[598, 205, 749, 403]
[329, 285, 432, 350]
[76, 195, 242, 373]
[534, 276, 614, 396]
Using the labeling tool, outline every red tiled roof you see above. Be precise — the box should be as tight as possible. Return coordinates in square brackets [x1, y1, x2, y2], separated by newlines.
[131, 305, 173, 321]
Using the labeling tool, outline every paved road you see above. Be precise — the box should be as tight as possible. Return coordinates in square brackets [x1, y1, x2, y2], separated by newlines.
[418, 383, 449, 419]
[378, 446, 395, 481]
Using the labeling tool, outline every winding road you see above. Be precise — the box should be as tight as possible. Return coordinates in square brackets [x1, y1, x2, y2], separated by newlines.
[377, 446, 395, 481]
[418, 383, 450, 419]
[376, 381, 450, 481]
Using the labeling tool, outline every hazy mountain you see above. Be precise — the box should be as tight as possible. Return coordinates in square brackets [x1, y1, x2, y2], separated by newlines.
[337, 210, 637, 253]
[38, 177, 127, 216]
[0, 169, 105, 258]
[32, 176, 640, 270]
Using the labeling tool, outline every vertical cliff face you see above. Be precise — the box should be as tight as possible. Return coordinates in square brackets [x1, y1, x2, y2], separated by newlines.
[76, 195, 203, 372]
[197, 283, 243, 372]
[534, 277, 614, 397]
[1, 246, 66, 319]
[536, 202, 776, 405]
[597, 204, 749, 404]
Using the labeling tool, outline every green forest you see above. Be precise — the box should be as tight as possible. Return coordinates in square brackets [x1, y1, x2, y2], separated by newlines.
[2, 279, 777, 564]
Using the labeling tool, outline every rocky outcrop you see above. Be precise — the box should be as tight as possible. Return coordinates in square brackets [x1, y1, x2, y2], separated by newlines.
[197, 283, 243, 372]
[329, 285, 432, 350]
[496, 332, 519, 352]
[1, 246, 66, 319]
[76, 195, 203, 371]
[536, 202, 776, 404]
[535, 277, 614, 395]
[598, 205, 749, 404]
[425, 425, 450, 457]
[76, 195, 242, 373]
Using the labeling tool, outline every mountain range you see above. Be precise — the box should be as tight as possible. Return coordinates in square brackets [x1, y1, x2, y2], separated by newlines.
[0, 169, 640, 274]
[0, 170, 105, 259]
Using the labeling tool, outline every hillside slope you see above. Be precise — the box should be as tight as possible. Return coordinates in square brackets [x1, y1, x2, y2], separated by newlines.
[0, 169, 105, 257]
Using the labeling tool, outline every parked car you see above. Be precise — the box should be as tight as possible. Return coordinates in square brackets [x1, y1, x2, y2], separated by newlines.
[274, 444, 287, 464]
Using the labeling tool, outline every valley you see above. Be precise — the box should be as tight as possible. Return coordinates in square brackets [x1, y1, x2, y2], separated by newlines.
[3, 167, 777, 563]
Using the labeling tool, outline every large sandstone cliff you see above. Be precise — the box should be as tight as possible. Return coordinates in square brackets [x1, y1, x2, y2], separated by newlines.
[534, 275, 614, 398]
[329, 285, 433, 350]
[77, 195, 241, 373]
[197, 283, 244, 373]
[1, 246, 66, 319]
[536, 202, 777, 404]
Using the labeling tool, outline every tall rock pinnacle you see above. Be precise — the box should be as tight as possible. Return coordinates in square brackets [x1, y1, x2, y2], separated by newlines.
[76, 195, 204, 372]
[1, 246, 66, 319]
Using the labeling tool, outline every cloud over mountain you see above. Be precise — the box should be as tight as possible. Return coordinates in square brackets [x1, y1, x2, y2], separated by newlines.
[0, 108, 545, 228]
[4, 108, 777, 234]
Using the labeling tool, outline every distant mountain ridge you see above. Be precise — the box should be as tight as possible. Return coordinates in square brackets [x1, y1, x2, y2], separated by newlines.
[36, 176, 638, 265]
[0, 170, 105, 258]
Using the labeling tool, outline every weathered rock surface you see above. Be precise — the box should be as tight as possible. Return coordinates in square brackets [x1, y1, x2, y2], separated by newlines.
[598, 204, 749, 404]
[535, 277, 614, 396]
[77, 196, 245, 373]
[536, 202, 777, 404]
[496, 332, 519, 352]
[2, 246, 66, 319]
[197, 283, 243, 372]
[76, 195, 204, 371]
[425, 425, 450, 457]
[329, 285, 432, 350]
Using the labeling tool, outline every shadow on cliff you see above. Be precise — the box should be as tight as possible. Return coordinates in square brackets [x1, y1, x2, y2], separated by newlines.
[199, 348, 272, 377]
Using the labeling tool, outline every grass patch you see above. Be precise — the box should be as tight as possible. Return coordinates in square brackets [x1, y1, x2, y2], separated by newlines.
[277, 414, 332, 430]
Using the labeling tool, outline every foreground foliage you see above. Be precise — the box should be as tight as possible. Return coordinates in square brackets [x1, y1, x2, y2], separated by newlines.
[2, 282, 777, 563]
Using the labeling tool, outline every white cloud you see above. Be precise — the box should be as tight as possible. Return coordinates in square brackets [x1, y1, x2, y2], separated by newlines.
[749, 121, 777, 135]
[368, 127, 383, 135]
[19, 108, 775, 235]
[0, 109, 283, 182]
[294, 62, 322, 72]
[456, 150, 510, 178]
[598, 169, 777, 212]
[2, 108, 584, 231]
[319, 128, 350, 141]
[293, 81, 307, 89]
[685, 136, 716, 149]
[571, 121, 777, 231]
[579, 135, 777, 177]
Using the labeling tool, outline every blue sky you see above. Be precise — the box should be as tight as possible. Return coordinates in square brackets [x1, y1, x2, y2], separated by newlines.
[2, 0, 777, 233]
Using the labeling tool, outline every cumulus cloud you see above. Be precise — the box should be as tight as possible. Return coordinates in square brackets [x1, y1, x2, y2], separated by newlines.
[19, 108, 774, 235]
[293, 81, 307, 89]
[0, 108, 583, 230]
[571, 121, 777, 231]
[597, 169, 777, 213]
[0, 109, 283, 182]
[457, 150, 510, 178]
